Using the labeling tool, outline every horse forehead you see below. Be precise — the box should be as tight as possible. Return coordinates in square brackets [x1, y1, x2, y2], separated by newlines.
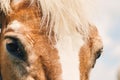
[8, 20, 22, 30]
[7, 20, 39, 32]
[6, 20, 29, 33]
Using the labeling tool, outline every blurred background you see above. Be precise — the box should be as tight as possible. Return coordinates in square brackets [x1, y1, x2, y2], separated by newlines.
[90, 0, 120, 80]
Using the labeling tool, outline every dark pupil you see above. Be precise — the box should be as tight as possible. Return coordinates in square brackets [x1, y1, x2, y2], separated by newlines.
[7, 42, 19, 52]
[6, 38, 27, 61]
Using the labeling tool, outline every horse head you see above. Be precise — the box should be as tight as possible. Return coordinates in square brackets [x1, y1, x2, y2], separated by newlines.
[0, 0, 103, 80]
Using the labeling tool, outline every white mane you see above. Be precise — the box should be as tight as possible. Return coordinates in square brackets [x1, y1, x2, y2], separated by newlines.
[0, 0, 94, 40]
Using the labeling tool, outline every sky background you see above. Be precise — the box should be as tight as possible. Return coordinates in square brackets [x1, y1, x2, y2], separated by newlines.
[90, 0, 120, 80]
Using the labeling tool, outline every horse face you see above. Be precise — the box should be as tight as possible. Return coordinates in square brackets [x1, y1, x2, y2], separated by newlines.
[0, 0, 103, 80]
[0, 1, 62, 80]
[80, 25, 103, 80]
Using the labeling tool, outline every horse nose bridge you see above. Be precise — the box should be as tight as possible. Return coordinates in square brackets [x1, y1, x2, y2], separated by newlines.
[25, 36, 62, 80]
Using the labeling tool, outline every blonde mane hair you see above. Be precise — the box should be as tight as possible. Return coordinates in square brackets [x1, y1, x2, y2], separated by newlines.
[0, 0, 93, 41]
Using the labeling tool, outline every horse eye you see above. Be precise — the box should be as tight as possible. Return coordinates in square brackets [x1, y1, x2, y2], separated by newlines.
[95, 48, 103, 59]
[92, 48, 103, 68]
[5, 37, 27, 61]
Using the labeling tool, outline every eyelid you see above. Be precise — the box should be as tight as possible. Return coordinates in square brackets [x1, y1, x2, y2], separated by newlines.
[99, 47, 103, 53]
[4, 36, 18, 40]
[98, 48, 103, 53]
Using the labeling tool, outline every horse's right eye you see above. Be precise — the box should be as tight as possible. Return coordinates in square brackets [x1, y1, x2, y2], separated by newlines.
[5, 37, 27, 61]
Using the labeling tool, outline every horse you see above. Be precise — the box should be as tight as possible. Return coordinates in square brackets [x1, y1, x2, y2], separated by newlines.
[0, 0, 103, 80]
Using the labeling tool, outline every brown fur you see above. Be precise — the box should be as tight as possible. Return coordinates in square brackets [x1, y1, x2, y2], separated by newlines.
[0, 0, 103, 80]
[1, 1, 62, 80]
[80, 24, 103, 80]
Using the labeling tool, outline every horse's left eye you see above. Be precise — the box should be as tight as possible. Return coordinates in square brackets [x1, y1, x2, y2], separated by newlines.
[5, 37, 27, 61]
[95, 48, 103, 59]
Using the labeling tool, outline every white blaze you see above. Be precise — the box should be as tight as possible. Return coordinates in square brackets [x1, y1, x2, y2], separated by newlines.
[56, 33, 84, 80]
[8, 20, 22, 31]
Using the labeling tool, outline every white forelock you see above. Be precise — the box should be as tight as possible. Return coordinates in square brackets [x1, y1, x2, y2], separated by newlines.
[37, 0, 91, 40]
[0, 0, 12, 14]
